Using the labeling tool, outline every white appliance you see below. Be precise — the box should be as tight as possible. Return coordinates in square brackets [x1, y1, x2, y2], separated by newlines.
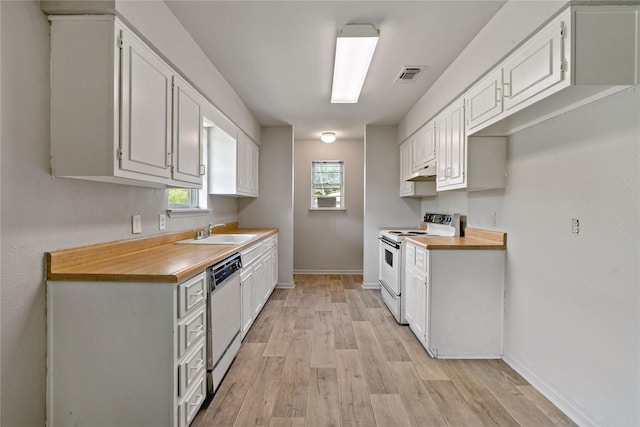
[378, 213, 460, 324]
[206, 253, 243, 395]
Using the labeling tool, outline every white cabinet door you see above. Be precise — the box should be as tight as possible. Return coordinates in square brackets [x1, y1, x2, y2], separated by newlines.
[436, 99, 466, 190]
[399, 140, 414, 196]
[252, 260, 265, 317]
[503, 15, 566, 113]
[172, 76, 204, 185]
[236, 131, 259, 197]
[465, 67, 503, 131]
[240, 269, 254, 339]
[119, 28, 173, 180]
[412, 122, 436, 171]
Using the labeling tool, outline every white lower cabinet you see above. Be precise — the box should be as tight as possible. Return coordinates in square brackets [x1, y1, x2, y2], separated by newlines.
[404, 243, 504, 359]
[240, 234, 278, 339]
[46, 272, 208, 427]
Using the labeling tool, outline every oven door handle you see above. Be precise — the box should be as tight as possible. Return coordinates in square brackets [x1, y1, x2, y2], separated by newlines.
[379, 235, 401, 250]
[379, 279, 399, 297]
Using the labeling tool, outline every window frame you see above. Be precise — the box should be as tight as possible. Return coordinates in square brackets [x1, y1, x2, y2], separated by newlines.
[310, 160, 345, 211]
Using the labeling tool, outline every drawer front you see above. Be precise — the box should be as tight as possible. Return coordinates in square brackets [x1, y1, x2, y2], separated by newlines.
[178, 371, 206, 427]
[178, 308, 206, 358]
[415, 247, 427, 271]
[241, 242, 263, 267]
[265, 235, 277, 249]
[178, 272, 207, 319]
[178, 338, 206, 397]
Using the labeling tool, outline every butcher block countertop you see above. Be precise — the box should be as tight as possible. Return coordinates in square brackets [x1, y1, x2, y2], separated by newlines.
[46, 223, 278, 283]
[405, 228, 506, 250]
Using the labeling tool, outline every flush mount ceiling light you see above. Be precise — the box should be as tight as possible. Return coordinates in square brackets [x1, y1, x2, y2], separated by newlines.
[331, 24, 379, 103]
[320, 132, 336, 143]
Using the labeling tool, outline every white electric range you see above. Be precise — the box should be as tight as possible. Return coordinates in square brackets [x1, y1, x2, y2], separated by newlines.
[378, 213, 460, 324]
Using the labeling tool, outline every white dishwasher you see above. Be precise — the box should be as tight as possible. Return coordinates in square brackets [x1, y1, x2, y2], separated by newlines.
[206, 253, 242, 395]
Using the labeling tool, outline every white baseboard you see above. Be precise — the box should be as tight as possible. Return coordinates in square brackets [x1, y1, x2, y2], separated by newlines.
[275, 282, 295, 289]
[361, 282, 380, 290]
[293, 269, 363, 275]
[502, 352, 593, 427]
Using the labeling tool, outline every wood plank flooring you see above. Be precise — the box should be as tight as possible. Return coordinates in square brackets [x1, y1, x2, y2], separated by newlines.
[192, 274, 575, 427]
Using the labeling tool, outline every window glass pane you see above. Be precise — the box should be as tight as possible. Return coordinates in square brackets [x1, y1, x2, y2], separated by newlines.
[168, 188, 198, 208]
[311, 161, 343, 209]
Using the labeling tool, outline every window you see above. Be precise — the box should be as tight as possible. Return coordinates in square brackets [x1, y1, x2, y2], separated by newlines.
[168, 188, 200, 208]
[311, 160, 344, 209]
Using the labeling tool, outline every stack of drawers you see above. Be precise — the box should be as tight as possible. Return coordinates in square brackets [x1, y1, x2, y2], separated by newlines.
[175, 272, 208, 427]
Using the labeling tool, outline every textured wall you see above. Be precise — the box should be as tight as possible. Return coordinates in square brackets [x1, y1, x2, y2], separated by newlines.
[0, 2, 252, 425]
[238, 126, 295, 286]
[497, 88, 639, 426]
[293, 139, 364, 273]
[362, 125, 423, 287]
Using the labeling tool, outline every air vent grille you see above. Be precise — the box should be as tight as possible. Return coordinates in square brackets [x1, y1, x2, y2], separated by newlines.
[394, 66, 426, 83]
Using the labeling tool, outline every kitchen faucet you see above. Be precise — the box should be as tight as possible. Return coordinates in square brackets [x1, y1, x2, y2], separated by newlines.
[195, 223, 226, 240]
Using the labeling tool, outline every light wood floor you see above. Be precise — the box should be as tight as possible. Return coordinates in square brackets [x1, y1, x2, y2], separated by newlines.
[193, 274, 575, 427]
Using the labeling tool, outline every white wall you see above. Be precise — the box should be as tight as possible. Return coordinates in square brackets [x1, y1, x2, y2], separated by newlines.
[362, 125, 424, 287]
[497, 88, 639, 426]
[293, 139, 364, 273]
[401, 1, 638, 423]
[238, 126, 294, 287]
[0, 2, 256, 425]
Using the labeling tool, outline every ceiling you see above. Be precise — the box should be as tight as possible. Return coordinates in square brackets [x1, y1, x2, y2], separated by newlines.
[165, 1, 507, 142]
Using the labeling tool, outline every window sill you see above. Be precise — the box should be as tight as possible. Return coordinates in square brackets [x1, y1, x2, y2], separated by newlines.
[166, 208, 211, 218]
[309, 208, 346, 212]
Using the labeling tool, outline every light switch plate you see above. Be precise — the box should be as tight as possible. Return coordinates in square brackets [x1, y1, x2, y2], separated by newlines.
[159, 213, 166, 230]
[132, 215, 142, 234]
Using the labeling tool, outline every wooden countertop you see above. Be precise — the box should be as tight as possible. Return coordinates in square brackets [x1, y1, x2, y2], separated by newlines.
[405, 228, 506, 250]
[46, 223, 278, 283]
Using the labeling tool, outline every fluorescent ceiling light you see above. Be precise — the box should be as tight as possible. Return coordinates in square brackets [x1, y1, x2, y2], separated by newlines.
[320, 132, 336, 143]
[331, 24, 379, 103]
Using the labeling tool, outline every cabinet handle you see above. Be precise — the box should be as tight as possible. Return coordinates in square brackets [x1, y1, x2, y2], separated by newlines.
[200, 164, 206, 176]
[503, 82, 511, 98]
[495, 86, 501, 103]
[166, 152, 172, 168]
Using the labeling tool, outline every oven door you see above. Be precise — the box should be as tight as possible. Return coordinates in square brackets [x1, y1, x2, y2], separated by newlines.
[379, 235, 401, 295]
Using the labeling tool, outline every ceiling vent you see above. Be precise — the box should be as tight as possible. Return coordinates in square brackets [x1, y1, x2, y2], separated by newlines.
[394, 66, 426, 83]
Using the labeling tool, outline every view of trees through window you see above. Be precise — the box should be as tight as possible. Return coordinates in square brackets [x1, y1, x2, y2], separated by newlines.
[168, 188, 198, 207]
[312, 161, 343, 208]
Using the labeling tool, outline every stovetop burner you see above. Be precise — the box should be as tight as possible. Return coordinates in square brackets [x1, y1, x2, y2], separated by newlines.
[387, 230, 430, 236]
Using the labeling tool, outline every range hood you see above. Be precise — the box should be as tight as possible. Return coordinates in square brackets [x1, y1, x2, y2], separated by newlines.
[406, 161, 436, 182]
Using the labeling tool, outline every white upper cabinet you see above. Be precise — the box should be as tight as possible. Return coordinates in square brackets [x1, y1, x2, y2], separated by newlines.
[237, 131, 259, 197]
[119, 29, 173, 181]
[502, 14, 566, 114]
[436, 99, 507, 192]
[49, 16, 205, 188]
[208, 117, 259, 197]
[411, 122, 436, 172]
[399, 139, 436, 198]
[436, 100, 466, 191]
[467, 5, 640, 136]
[172, 76, 205, 185]
[465, 67, 504, 132]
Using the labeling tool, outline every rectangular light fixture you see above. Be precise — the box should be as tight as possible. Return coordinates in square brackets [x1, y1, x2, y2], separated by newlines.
[331, 24, 379, 103]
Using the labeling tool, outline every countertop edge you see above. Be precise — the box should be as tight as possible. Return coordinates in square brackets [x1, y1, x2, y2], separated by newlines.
[46, 227, 278, 283]
[405, 228, 507, 250]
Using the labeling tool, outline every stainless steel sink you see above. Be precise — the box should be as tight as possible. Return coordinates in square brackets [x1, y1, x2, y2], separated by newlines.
[176, 234, 257, 245]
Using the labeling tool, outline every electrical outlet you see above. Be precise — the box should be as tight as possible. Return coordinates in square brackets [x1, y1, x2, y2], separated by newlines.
[489, 212, 496, 227]
[159, 213, 166, 230]
[132, 215, 142, 234]
[571, 218, 579, 234]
